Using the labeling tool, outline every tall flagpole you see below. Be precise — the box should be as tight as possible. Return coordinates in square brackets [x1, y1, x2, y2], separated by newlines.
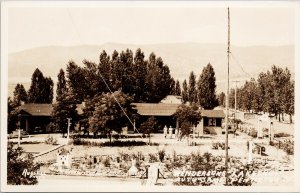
[225, 7, 230, 185]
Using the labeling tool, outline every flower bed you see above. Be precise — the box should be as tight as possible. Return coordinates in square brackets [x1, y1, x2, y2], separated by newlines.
[269, 138, 294, 155]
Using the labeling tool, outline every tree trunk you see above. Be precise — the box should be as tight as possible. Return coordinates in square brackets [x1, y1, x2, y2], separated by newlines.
[279, 113, 281, 122]
[149, 134, 151, 144]
[290, 114, 293, 124]
[282, 113, 284, 122]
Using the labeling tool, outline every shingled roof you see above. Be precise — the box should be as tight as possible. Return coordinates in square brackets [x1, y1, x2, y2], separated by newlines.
[18, 103, 84, 116]
[201, 110, 225, 118]
[18, 104, 53, 116]
[132, 103, 180, 116]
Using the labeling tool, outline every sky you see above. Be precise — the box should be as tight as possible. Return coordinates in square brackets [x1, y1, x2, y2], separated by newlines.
[6, 2, 295, 53]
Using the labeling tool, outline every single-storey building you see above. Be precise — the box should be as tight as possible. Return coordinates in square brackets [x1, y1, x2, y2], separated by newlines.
[131, 103, 181, 132]
[16, 95, 225, 135]
[196, 110, 225, 135]
[18, 104, 53, 133]
[17, 103, 84, 134]
[132, 101, 225, 135]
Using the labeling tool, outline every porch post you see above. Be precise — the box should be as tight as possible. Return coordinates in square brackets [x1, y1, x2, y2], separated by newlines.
[133, 119, 136, 132]
[25, 118, 29, 133]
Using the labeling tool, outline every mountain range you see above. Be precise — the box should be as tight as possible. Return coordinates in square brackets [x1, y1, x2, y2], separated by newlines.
[7, 42, 294, 96]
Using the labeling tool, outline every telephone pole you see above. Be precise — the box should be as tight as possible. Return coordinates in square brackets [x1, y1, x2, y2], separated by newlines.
[225, 7, 230, 185]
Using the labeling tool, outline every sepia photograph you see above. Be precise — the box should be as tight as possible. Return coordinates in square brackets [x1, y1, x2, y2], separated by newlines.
[1, 0, 299, 192]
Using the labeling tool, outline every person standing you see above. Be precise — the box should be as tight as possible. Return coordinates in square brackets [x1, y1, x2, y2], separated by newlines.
[163, 125, 168, 139]
[169, 126, 173, 139]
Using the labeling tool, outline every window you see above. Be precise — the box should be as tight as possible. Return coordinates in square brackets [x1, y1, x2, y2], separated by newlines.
[208, 118, 216, 126]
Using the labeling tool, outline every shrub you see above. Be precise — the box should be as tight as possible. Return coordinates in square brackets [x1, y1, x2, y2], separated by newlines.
[212, 142, 219, 149]
[158, 149, 166, 162]
[102, 157, 110, 167]
[72, 139, 158, 147]
[274, 132, 291, 138]
[45, 135, 58, 145]
[7, 143, 40, 185]
[148, 153, 158, 163]
[248, 129, 257, 138]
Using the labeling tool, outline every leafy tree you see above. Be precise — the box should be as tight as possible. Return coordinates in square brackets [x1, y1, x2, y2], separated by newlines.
[217, 92, 226, 107]
[182, 79, 188, 104]
[7, 97, 19, 134]
[13, 84, 28, 106]
[66, 61, 88, 103]
[240, 79, 257, 112]
[52, 91, 77, 136]
[56, 69, 67, 100]
[7, 143, 40, 185]
[98, 50, 111, 93]
[140, 116, 157, 144]
[175, 80, 181, 96]
[152, 57, 173, 102]
[66, 49, 174, 104]
[88, 91, 134, 145]
[132, 48, 147, 102]
[282, 80, 294, 123]
[180, 121, 193, 144]
[110, 50, 121, 91]
[27, 68, 54, 104]
[174, 104, 201, 144]
[188, 71, 197, 103]
[82, 59, 102, 98]
[270, 66, 291, 121]
[52, 70, 77, 136]
[170, 78, 176, 95]
[257, 72, 271, 113]
[197, 63, 218, 109]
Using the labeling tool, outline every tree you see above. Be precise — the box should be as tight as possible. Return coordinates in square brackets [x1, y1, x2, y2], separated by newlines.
[52, 91, 77, 136]
[52, 70, 77, 136]
[140, 116, 157, 144]
[27, 68, 53, 104]
[88, 91, 134, 145]
[170, 78, 176, 95]
[197, 63, 218, 109]
[217, 92, 225, 107]
[239, 79, 257, 112]
[98, 50, 111, 93]
[13, 84, 28, 106]
[132, 48, 147, 102]
[182, 79, 188, 104]
[7, 143, 40, 185]
[180, 121, 193, 144]
[174, 104, 201, 144]
[270, 66, 291, 121]
[66, 61, 88, 103]
[188, 71, 197, 103]
[7, 97, 19, 134]
[56, 69, 67, 100]
[175, 80, 181, 96]
[282, 80, 294, 123]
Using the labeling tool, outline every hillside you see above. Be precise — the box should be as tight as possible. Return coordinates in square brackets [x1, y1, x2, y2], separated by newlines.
[7, 43, 294, 96]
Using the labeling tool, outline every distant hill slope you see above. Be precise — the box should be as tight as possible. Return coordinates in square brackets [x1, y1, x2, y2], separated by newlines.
[7, 43, 294, 96]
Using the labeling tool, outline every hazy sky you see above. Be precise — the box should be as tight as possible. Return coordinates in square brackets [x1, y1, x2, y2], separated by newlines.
[7, 4, 295, 53]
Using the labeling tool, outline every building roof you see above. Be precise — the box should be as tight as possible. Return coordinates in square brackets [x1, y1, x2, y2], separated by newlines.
[18, 103, 84, 116]
[201, 110, 225, 118]
[160, 95, 182, 104]
[18, 104, 53, 116]
[132, 103, 180, 116]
